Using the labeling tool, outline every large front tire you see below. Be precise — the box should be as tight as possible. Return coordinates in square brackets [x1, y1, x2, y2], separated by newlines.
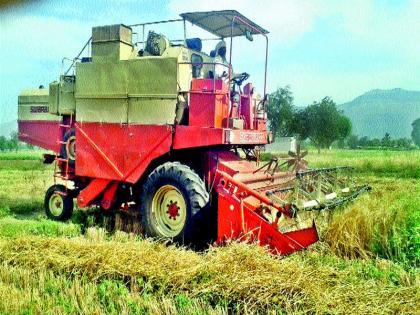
[139, 162, 209, 244]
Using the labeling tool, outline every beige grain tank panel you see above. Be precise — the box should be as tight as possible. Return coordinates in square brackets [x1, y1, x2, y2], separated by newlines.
[59, 76, 76, 115]
[75, 61, 128, 123]
[49, 76, 76, 115]
[75, 57, 178, 124]
[49, 82, 59, 114]
[18, 88, 58, 121]
[92, 41, 137, 63]
[91, 24, 137, 62]
[126, 57, 178, 124]
[76, 98, 128, 124]
[76, 62, 128, 98]
[163, 46, 215, 92]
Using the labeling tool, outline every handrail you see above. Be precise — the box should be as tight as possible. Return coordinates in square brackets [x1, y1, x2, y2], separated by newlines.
[129, 18, 183, 28]
[129, 19, 185, 50]
[134, 37, 221, 47]
[64, 37, 92, 75]
[229, 15, 269, 98]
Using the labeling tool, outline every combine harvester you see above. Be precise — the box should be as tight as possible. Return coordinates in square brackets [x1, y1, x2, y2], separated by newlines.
[18, 11, 369, 255]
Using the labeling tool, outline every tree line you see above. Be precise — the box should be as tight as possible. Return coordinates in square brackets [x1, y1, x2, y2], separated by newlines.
[267, 86, 351, 153]
[0, 131, 33, 151]
[344, 133, 415, 150]
[267, 86, 420, 151]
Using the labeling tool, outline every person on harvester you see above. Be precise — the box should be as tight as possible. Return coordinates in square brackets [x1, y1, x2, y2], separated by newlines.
[211, 40, 229, 79]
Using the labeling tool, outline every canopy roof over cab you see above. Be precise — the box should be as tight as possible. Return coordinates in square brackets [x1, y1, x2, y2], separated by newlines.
[180, 10, 269, 38]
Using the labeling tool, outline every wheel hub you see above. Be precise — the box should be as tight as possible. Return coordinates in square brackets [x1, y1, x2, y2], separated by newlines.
[49, 193, 64, 216]
[151, 185, 187, 237]
[167, 201, 180, 220]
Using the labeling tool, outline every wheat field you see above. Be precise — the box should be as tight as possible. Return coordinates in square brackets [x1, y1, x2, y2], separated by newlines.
[0, 150, 419, 314]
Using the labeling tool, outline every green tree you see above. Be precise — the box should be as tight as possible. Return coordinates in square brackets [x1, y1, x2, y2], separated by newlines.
[290, 97, 352, 153]
[338, 115, 352, 141]
[347, 135, 359, 149]
[370, 138, 381, 147]
[8, 131, 19, 152]
[411, 118, 420, 147]
[266, 86, 295, 138]
[358, 136, 369, 147]
[395, 138, 411, 149]
[381, 133, 392, 147]
[289, 109, 310, 140]
[0, 136, 7, 151]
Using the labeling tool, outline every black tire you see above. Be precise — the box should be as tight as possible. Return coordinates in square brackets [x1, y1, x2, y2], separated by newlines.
[139, 162, 209, 244]
[60, 129, 76, 167]
[44, 184, 74, 221]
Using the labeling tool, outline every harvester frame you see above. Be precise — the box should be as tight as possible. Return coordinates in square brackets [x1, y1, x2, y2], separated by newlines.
[18, 10, 368, 254]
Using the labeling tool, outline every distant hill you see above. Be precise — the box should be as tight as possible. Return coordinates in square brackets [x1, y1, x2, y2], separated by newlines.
[339, 88, 420, 139]
[0, 120, 16, 138]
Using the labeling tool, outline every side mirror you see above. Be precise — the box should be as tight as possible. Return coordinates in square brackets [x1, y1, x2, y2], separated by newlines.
[245, 30, 253, 42]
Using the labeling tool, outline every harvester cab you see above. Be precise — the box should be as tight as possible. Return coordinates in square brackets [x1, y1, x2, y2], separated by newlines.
[17, 10, 369, 255]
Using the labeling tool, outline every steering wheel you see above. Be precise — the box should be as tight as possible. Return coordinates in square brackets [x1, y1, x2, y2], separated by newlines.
[231, 72, 250, 86]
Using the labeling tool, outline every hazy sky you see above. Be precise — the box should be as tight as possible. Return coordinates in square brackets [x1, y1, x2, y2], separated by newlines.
[1, 0, 419, 123]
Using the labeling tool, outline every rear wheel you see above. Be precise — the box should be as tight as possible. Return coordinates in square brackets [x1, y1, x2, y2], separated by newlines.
[60, 129, 76, 167]
[44, 184, 74, 221]
[139, 162, 209, 244]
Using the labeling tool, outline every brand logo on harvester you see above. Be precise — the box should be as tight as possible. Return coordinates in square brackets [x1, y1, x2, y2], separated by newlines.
[30, 106, 49, 113]
[239, 132, 265, 143]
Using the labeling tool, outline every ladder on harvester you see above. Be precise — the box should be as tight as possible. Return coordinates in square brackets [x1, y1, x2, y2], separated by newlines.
[54, 114, 74, 191]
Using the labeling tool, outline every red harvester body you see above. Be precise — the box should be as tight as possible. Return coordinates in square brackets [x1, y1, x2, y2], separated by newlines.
[18, 11, 368, 254]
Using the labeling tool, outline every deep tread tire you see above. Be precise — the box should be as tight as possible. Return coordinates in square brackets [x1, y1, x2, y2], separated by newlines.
[44, 184, 74, 221]
[139, 162, 209, 244]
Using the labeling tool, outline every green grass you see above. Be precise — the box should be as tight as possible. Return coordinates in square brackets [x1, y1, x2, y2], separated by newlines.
[0, 151, 54, 217]
[324, 176, 420, 267]
[0, 217, 81, 238]
[0, 263, 223, 314]
[0, 149, 419, 314]
[0, 150, 46, 161]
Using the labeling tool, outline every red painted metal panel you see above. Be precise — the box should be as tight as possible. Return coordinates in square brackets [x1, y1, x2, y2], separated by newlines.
[100, 181, 119, 210]
[189, 79, 229, 128]
[189, 93, 229, 128]
[75, 122, 172, 184]
[241, 83, 254, 130]
[173, 125, 225, 149]
[191, 79, 228, 92]
[224, 129, 268, 145]
[18, 120, 60, 152]
[216, 178, 319, 255]
[173, 126, 269, 149]
[77, 178, 111, 208]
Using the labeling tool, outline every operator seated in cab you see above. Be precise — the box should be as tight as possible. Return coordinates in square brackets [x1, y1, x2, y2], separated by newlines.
[210, 41, 248, 84]
[211, 40, 229, 79]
